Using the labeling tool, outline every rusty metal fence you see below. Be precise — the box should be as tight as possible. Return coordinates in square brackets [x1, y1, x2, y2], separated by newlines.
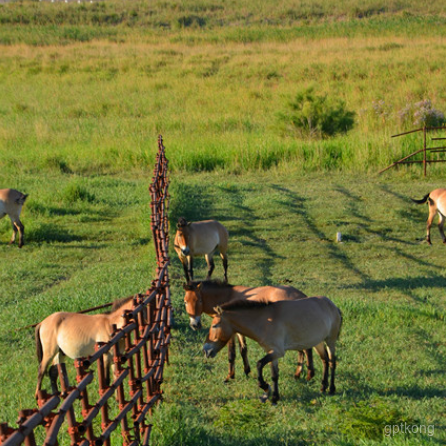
[0, 135, 171, 446]
[379, 125, 446, 176]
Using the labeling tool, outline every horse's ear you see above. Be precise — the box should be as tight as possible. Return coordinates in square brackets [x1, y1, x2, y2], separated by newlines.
[214, 306, 223, 315]
[197, 282, 202, 291]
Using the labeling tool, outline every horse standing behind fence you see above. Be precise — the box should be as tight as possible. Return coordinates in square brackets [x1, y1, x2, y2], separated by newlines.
[0, 188, 28, 248]
[203, 297, 342, 405]
[411, 188, 446, 244]
[174, 218, 229, 282]
[35, 296, 136, 398]
[183, 280, 315, 382]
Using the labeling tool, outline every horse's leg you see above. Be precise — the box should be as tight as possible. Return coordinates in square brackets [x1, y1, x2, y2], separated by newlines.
[326, 342, 337, 395]
[438, 212, 446, 243]
[220, 252, 228, 283]
[314, 343, 329, 393]
[14, 220, 25, 248]
[181, 259, 190, 283]
[205, 253, 215, 280]
[257, 352, 274, 402]
[9, 218, 18, 245]
[49, 352, 65, 394]
[270, 359, 280, 405]
[305, 348, 315, 381]
[294, 349, 314, 381]
[35, 325, 58, 398]
[188, 256, 194, 281]
[426, 204, 436, 244]
[237, 334, 251, 377]
[225, 336, 236, 382]
[294, 351, 304, 380]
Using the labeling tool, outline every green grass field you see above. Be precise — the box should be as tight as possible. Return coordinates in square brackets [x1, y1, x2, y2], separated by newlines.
[1, 1, 446, 444]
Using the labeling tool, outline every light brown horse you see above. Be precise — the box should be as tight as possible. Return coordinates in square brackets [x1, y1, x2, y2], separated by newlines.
[174, 218, 229, 282]
[0, 188, 28, 248]
[203, 297, 342, 404]
[412, 189, 446, 244]
[183, 280, 315, 382]
[35, 296, 135, 397]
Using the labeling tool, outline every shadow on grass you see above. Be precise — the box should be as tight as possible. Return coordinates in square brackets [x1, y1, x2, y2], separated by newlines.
[270, 184, 369, 282]
[218, 184, 284, 285]
[28, 223, 84, 244]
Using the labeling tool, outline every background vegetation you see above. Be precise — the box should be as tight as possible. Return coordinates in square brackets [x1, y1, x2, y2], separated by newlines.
[1, 1, 446, 444]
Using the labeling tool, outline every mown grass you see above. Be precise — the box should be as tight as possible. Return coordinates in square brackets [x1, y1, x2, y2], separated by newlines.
[1, 169, 445, 445]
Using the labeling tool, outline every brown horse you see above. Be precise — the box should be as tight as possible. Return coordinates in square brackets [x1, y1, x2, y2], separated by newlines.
[0, 188, 28, 248]
[183, 280, 315, 382]
[174, 218, 229, 282]
[203, 298, 342, 404]
[35, 296, 135, 397]
[412, 189, 446, 244]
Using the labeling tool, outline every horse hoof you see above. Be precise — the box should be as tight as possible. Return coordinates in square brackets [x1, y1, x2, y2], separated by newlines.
[306, 370, 315, 381]
[259, 385, 271, 403]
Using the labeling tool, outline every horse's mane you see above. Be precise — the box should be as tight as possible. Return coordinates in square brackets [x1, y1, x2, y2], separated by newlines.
[109, 295, 134, 312]
[184, 280, 234, 291]
[219, 299, 271, 312]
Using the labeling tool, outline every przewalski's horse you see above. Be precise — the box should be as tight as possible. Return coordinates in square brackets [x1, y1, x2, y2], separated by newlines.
[35, 296, 135, 398]
[174, 217, 229, 283]
[0, 188, 28, 248]
[183, 280, 315, 382]
[203, 297, 342, 405]
[412, 188, 446, 244]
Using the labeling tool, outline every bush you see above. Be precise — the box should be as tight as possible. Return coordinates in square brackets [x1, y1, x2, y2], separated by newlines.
[278, 87, 355, 139]
[398, 99, 445, 128]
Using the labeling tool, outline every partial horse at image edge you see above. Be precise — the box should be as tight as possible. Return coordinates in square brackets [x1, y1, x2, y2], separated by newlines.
[0, 188, 28, 248]
[412, 188, 446, 244]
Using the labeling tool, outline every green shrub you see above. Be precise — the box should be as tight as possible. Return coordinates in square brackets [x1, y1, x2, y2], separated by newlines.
[278, 87, 355, 139]
[61, 181, 95, 203]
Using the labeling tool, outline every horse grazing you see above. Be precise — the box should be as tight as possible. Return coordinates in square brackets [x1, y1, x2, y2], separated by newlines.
[183, 280, 315, 382]
[203, 297, 342, 404]
[412, 188, 446, 244]
[0, 188, 28, 248]
[174, 217, 229, 282]
[35, 296, 135, 398]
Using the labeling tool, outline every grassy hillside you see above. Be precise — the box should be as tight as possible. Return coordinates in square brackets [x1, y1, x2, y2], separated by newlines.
[1, 1, 446, 176]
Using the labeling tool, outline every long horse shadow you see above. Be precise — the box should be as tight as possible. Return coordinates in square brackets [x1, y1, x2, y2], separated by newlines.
[334, 184, 418, 246]
[270, 184, 369, 283]
[378, 183, 429, 241]
[217, 184, 284, 286]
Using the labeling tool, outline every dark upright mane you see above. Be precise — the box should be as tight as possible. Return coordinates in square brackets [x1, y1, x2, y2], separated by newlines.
[184, 280, 234, 291]
[220, 299, 271, 312]
[110, 295, 134, 312]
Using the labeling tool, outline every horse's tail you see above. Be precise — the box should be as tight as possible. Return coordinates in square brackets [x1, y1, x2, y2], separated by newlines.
[336, 308, 343, 340]
[35, 323, 43, 364]
[16, 193, 28, 206]
[411, 193, 430, 205]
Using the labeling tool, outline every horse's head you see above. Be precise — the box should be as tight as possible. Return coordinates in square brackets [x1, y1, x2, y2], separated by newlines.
[175, 218, 191, 256]
[203, 307, 232, 359]
[183, 282, 203, 330]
